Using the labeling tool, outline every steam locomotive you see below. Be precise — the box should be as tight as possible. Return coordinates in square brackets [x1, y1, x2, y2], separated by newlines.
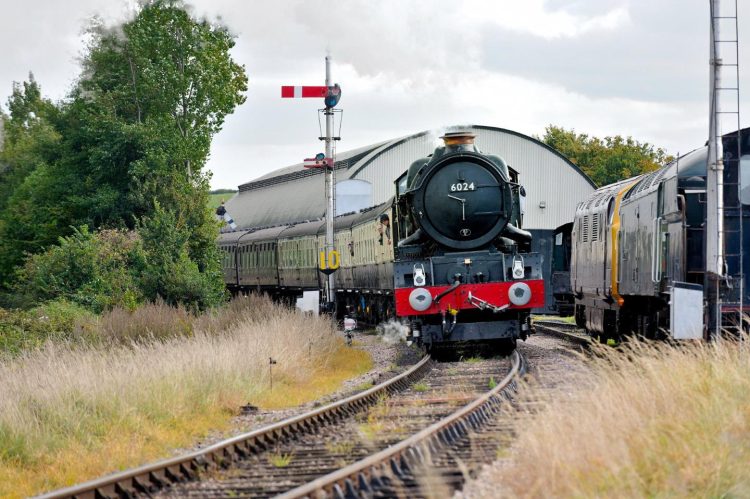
[218, 131, 543, 352]
[393, 131, 543, 352]
[569, 127, 750, 340]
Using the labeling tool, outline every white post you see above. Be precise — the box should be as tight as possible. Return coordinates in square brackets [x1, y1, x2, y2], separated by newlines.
[706, 0, 726, 338]
[707, 0, 725, 278]
[324, 55, 336, 309]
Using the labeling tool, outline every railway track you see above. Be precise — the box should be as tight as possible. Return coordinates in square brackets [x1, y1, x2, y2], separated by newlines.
[38, 354, 432, 499]
[40, 350, 526, 499]
[534, 319, 591, 347]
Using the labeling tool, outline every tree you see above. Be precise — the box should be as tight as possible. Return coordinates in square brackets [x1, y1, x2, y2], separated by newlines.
[0, 1, 246, 309]
[75, 0, 247, 278]
[539, 125, 672, 186]
[0, 76, 64, 284]
[137, 203, 225, 311]
[0, 74, 61, 212]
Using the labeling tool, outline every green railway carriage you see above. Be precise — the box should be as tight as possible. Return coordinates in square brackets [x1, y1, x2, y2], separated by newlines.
[219, 201, 396, 321]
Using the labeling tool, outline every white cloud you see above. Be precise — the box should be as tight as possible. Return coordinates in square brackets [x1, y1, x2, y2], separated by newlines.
[0, 0, 747, 190]
[462, 0, 630, 39]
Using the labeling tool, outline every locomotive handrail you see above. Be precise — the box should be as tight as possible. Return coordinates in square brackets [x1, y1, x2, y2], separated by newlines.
[651, 216, 662, 283]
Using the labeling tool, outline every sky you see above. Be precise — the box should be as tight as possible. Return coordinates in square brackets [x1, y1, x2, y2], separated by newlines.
[0, 0, 748, 190]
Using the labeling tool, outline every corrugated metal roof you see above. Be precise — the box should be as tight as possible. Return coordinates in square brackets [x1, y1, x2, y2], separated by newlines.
[238, 140, 389, 192]
[225, 125, 596, 230]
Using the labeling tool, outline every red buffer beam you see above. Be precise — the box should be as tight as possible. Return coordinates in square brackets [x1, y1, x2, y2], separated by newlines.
[281, 86, 328, 98]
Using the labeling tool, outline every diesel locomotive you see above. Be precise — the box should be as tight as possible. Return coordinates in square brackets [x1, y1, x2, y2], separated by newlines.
[570, 127, 750, 340]
[218, 131, 543, 352]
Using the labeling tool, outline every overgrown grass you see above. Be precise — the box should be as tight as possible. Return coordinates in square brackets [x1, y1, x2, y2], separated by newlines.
[0, 295, 372, 498]
[494, 339, 750, 497]
[268, 451, 294, 468]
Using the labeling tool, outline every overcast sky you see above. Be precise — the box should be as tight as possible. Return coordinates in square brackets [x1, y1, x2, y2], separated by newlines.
[1, 0, 748, 189]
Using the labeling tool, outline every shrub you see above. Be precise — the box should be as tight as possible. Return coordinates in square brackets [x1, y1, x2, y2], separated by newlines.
[137, 204, 226, 312]
[0, 300, 96, 356]
[13, 227, 143, 313]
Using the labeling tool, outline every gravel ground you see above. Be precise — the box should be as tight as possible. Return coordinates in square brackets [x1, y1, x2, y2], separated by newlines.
[455, 333, 593, 498]
[169, 329, 419, 456]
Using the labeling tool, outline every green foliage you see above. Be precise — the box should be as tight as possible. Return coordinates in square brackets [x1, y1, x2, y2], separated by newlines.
[0, 0, 247, 310]
[0, 75, 60, 213]
[0, 300, 96, 356]
[268, 452, 294, 468]
[137, 203, 226, 311]
[13, 215, 224, 313]
[13, 227, 143, 313]
[539, 125, 672, 186]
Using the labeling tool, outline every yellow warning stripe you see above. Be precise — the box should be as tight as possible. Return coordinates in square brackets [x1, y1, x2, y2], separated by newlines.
[610, 180, 640, 306]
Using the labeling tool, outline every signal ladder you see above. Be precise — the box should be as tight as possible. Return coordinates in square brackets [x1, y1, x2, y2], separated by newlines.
[708, 0, 744, 336]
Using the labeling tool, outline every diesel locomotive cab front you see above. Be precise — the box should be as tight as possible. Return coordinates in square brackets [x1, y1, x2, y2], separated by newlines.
[393, 131, 544, 351]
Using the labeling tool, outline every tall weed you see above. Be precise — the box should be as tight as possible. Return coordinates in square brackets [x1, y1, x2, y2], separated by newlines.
[494, 340, 750, 498]
[0, 299, 358, 497]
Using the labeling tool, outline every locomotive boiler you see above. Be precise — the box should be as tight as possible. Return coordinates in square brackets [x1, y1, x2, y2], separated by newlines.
[393, 131, 544, 352]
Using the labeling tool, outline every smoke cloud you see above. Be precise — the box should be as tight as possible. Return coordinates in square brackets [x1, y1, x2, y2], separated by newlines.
[376, 320, 409, 345]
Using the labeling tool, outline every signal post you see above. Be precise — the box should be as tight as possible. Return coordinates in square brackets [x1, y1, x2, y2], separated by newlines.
[281, 55, 342, 313]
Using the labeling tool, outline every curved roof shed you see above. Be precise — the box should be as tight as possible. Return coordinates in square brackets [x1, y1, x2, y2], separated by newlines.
[226, 125, 595, 231]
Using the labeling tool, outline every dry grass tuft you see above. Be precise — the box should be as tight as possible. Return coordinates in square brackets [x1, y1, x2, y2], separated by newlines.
[493, 339, 750, 498]
[98, 300, 194, 342]
[0, 296, 371, 498]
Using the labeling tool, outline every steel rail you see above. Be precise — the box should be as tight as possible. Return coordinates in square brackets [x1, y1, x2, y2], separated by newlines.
[534, 320, 591, 347]
[278, 349, 526, 499]
[37, 355, 432, 499]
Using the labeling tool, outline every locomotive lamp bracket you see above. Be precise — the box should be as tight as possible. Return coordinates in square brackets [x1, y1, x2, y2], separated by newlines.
[413, 264, 427, 287]
[512, 255, 525, 279]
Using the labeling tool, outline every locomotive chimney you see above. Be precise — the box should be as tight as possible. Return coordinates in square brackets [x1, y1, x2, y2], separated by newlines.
[441, 131, 476, 147]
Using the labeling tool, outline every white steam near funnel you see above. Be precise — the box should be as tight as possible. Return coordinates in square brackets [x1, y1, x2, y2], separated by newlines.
[376, 320, 409, 344]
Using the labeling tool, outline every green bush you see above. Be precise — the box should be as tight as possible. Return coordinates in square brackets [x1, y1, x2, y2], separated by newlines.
[137, 204, 226, 312]
[12, 214, 225, 315]
[13, 227, 143, 313]
[0, 300, 96, 356]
